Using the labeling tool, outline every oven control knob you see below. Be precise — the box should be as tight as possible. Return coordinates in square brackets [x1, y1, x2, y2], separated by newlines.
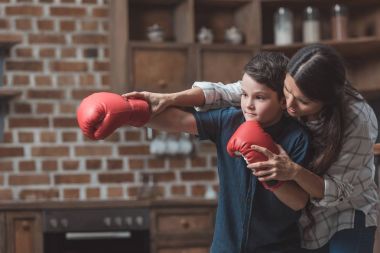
[49, 218, 58, 228]
[136, 216, 144, 226]
[60, 218, 68, 228]
[125, 216, 133, 226]
[103, 217, 112, 227]
[114, 216, 122, 226]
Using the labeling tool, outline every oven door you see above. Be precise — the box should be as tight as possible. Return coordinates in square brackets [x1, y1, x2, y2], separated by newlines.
[44, 230, 150, 253]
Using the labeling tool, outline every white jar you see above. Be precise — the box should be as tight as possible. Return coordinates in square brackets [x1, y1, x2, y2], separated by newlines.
[274, 7, 294, 45]
[303, 6, 320, 43]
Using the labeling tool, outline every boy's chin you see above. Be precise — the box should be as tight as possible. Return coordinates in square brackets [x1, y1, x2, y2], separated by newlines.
[243, 115, 259, 122]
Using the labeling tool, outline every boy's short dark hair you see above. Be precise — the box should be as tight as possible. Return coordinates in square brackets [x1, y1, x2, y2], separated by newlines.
[244, 51, 289, 98]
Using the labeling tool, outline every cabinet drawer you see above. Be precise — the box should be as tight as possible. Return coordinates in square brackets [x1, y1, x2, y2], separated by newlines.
[155, 209, 214, 235]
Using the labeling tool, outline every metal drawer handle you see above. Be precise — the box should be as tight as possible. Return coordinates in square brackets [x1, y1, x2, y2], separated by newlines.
[65, 231, 131, 240]
[180, 219, 190, 229]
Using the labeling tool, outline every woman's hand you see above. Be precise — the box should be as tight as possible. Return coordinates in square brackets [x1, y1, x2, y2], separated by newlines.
[122, 91, 174, 116]
[248, 144, 302, 182]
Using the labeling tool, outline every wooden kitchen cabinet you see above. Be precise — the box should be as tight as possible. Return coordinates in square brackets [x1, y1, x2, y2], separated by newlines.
[151, 206, 215, 253]
[110, 0, 380, 99]
[5, 212, 43, 253]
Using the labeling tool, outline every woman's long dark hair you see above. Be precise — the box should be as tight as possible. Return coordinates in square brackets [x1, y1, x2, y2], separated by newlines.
[286, 44, 362, 232]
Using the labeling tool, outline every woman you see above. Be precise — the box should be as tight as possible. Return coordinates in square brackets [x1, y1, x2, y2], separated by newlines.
[124, 44, 378, 252]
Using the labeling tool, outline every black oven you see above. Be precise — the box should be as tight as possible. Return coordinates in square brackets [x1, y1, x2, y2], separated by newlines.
[43, 208, 150, 253]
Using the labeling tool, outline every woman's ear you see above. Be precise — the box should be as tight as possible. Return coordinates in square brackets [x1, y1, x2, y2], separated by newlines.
[280, 97, 287, 110]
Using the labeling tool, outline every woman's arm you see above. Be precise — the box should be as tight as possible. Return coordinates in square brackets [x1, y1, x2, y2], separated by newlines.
[123, 81, 242, 115]
[249, 145, 325, 199]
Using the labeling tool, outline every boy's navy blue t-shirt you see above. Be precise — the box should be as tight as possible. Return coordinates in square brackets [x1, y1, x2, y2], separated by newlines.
[193, 107, 311, 253]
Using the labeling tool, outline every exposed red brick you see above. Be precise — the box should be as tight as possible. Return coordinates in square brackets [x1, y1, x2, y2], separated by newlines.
[61, 48, 77, 58]
[0, 189, 13, 200]
[18, 132, 34, 143]
[50, 61, 87, 72]
[93, 61, 109, 71]
[171, 185, 186, 196]
[50, 7, 86, 16]
[124, 131, 141, 141]
[59, 103, 76, 114]
[147, 158, 165, 169]
[2, 132, 12, 143]
[14, 103, 31, 113]
[28, 89, 64, 99]
[86, 187, 100, 199]
[9, 174, 50, 185]
[36, 103, 54, 114]
[83, 0, 97, 4]
[63, 188, 80, 199]
[71, 89, 107, 99]
[128, 159, 144, 170]
[62, 132, 77, 142]
[9, 117, 49, 128]
[0, 19, 10, 29]
[191, 157, 207, 167]
[83, 48, 98, 58]
[181, 171, 216, 181]
[35, 75, 52, 86]
[32, 147, 69, 157]
[42, 160, 58, 171]
[76, 146, 112, 156]
[127, 186, 139, 198]
[39, 48, 56, 58]
[57, 75, 75, 86]
[191, 185, 206, 197]
[37, 20, 54, 30]
[15, 48, 32, 57]
[6, 6, 43, 16]
[40, 131, 56, 142]
[79, 74, 95, 86]
[98, 173, 134, 183]
[168, 158, 186, 168]
[86, 159, 102, 170]
[6, 61, 43, 71]
[19, 160, 36, 172]
[106, 159, 123, 170]
[62, 160, 79, 171]
[15, 18, 32, 30]
[59, 20, 75, 31]
[29, 34, 65, 44]
[0, 161, 13, 172]
[92, 7, 108, 18]
[0, 147, 24, 157]
[154, 172, 175, 182]
[107, 187, 123, 198]
[19, 189, 59, 200]
[72, 34, 107, 44]
[118, 145, 150, 155]
[55, 174, 90, 184]
[81, 21, 98, 31]
[13, 75, 30, 85]
[53, 117, 77, 127]
[101, 74, 109, 86]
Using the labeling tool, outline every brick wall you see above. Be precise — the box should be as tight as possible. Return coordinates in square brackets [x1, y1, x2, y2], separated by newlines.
[0, 0, 218, 201]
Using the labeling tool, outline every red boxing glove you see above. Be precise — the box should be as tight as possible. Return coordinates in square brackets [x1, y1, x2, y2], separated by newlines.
[77, 92, 150, 140]
[227, 120, 284, 191]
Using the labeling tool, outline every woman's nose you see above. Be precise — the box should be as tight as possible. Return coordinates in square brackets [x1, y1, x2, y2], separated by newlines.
[286, 95, 295, 108]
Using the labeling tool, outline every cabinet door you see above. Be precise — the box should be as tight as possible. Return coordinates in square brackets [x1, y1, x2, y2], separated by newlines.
[0, 213, 5, 253]
[6, 212, 43, 253]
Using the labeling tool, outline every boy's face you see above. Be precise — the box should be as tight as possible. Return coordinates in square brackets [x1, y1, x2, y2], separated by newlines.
[240, 73, 286, 127]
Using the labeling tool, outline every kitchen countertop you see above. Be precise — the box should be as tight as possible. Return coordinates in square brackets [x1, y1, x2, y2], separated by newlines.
[0, 198, 217, 211]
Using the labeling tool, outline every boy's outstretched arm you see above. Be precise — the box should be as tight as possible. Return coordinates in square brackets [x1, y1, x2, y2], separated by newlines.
[146, 107, 198, 135]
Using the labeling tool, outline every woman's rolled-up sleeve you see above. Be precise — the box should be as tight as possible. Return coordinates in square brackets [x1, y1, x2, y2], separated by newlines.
[192, 81, 242, 111]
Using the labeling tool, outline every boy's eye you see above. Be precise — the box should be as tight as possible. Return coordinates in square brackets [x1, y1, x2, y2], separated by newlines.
[256, 96, 266, 100]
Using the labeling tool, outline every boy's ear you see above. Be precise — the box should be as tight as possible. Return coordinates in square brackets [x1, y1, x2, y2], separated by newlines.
[280, 97, 287, 109]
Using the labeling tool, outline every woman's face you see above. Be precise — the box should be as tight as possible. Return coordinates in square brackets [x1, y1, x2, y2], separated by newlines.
[284, 74, 324, 121]
[240, 73, 285, 127]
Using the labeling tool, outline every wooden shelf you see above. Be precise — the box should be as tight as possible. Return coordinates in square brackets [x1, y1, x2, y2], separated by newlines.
[0, 88, 21, 101]
[0, 34, 22, 49]
[261, 37, 380, 58]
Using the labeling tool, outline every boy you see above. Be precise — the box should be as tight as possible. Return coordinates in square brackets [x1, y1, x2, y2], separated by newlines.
[79, 52, 311, 252]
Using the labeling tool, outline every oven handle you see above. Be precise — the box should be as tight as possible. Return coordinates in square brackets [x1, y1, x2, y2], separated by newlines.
[65, 231, 131, 240]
